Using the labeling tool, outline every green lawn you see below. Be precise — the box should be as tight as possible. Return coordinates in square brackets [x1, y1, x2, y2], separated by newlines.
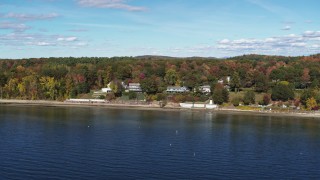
[229, 89, 265, 104]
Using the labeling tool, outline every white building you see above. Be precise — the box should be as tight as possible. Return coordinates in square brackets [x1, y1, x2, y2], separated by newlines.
[166, 86, 189, 93]
[92, 82, 113, 98]
[199, 85, 211, 93]
[101, 88, 112, 93]
[128, 83, 142, 92]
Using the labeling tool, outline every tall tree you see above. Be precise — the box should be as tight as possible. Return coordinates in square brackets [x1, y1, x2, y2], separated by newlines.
[243, 91, 255, 105]
[271, 82, 294, 101]
[0, 73, 7, 99]
[141, 77, 158, 95]
[213, 84, 229, 105]
[254, 73, 268, 92]
[230, 72, 241, 92]
[164, 69, 178, 86]
[301, 68, 310, 88]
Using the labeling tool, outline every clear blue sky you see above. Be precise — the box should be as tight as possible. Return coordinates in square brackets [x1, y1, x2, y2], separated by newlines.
[0, 0, 319, 58]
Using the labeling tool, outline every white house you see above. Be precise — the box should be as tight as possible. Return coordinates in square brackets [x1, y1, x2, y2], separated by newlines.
[166, 86, 189, 93]
[199, 85, 211, 93]
[128, 83, 142, 92]
[92, 83, 113, 98]
[101, 88, 112, 93]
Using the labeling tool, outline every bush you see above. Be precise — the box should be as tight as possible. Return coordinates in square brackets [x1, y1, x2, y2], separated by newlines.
[106, 93, 116, 101]
[259, 94, 271, 105]
[98, 95, 106, 99]
[231, 96, 241, 106]
[156, 93, 167, 101]
[243, 91, 255, 105]
[173, 94, 186, 103]
[128, 92, 137, 100]
[271, 83, 294, 101]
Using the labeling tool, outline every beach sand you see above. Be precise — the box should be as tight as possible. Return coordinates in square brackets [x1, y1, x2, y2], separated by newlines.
[1, 99, 320, 118]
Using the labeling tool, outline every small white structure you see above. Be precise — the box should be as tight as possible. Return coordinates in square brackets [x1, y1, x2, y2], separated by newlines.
[180, 100, 218, 109]
[101, 88, 112, 93]
[218, 79, 224, 84]
[226, 76, 231, 84]
[166, 86, 189, 93]
[199, 85, 211, 93]
[206, 100, 218, 109]
[66, 99, 106, 103]
[128, 83, 142, 92]
[218, 76, 231, 84]
[92, 83, 113, 98]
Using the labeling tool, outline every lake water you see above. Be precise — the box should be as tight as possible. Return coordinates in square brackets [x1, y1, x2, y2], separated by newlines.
[0, 105, 320, 179]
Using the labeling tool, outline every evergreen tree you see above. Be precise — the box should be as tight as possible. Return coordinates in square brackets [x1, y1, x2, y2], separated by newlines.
[243, 91, 255, 105]
[230, 72, 241, 92]
[271, 82, 294, 101]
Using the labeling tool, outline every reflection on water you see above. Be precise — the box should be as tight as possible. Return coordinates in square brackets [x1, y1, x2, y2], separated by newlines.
[0, 105, 320, 179]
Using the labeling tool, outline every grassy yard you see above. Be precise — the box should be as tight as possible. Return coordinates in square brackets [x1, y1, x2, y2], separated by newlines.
[229, 89, 266, 104]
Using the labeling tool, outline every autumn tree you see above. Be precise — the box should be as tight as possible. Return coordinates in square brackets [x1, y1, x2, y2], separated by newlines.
[140, 77, 158, 95]
[300, 89, 316, 106]
[164, 69, 178, 86]
[39, 76, 59, 100]
[301, 68, 310, 88]
[306, 97, 317, 111]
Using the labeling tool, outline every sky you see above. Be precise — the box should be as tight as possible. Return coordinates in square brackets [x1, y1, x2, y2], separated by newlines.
[0, 0, 319, 58]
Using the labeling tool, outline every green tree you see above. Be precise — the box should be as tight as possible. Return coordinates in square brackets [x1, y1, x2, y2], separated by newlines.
[254, 73, 268, 92]
[271, 82, 294, 101]
[243, 91, 255, 105]
[231, 96, 242, 106]
[230, 72, 241, 92]
[140, 77, 158, 95]
[259, 94, 271, 105]
[164, 69, 178, 86]
[110, 80, 123, 97]
[213, 84, 229, 105]
[300, 89, 316, 106]
[310, 79, 319, 89]
[128, 91, 137, 100]
[0, 73, 6, 99]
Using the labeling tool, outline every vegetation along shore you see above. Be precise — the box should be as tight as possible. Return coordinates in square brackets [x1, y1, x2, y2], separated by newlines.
[1, 54, 320, 117]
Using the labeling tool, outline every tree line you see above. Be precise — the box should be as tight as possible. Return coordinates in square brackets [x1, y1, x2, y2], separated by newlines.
[0, 54, 320, 109]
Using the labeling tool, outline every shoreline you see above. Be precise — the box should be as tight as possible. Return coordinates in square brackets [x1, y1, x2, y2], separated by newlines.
[1, 99, 320, 118]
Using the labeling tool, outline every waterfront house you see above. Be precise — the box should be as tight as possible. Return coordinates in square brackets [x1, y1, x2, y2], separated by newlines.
[166, 86, 189, 93]
[128, 83, 142, 92]
[92, 87, 112, 98]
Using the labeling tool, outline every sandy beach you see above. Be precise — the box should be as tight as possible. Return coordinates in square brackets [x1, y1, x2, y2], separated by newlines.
[1, 99, 320, 118]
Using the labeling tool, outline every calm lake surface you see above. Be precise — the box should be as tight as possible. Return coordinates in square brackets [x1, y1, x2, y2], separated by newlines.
[0, 105, 320, 179]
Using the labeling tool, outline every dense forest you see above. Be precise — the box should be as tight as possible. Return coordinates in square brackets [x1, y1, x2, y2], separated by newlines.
[1, 54, 320, 109]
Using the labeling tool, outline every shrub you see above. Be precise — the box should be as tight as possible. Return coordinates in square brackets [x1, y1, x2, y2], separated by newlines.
[156, 93, 167, 101]
[231, 96, 242, 106]
[271, 83, 294, 101]
[243, 91, 255, 105]
[259, 94, 271, 105]
[106, 93, 116, 101]
[128, 92, 137, 100]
